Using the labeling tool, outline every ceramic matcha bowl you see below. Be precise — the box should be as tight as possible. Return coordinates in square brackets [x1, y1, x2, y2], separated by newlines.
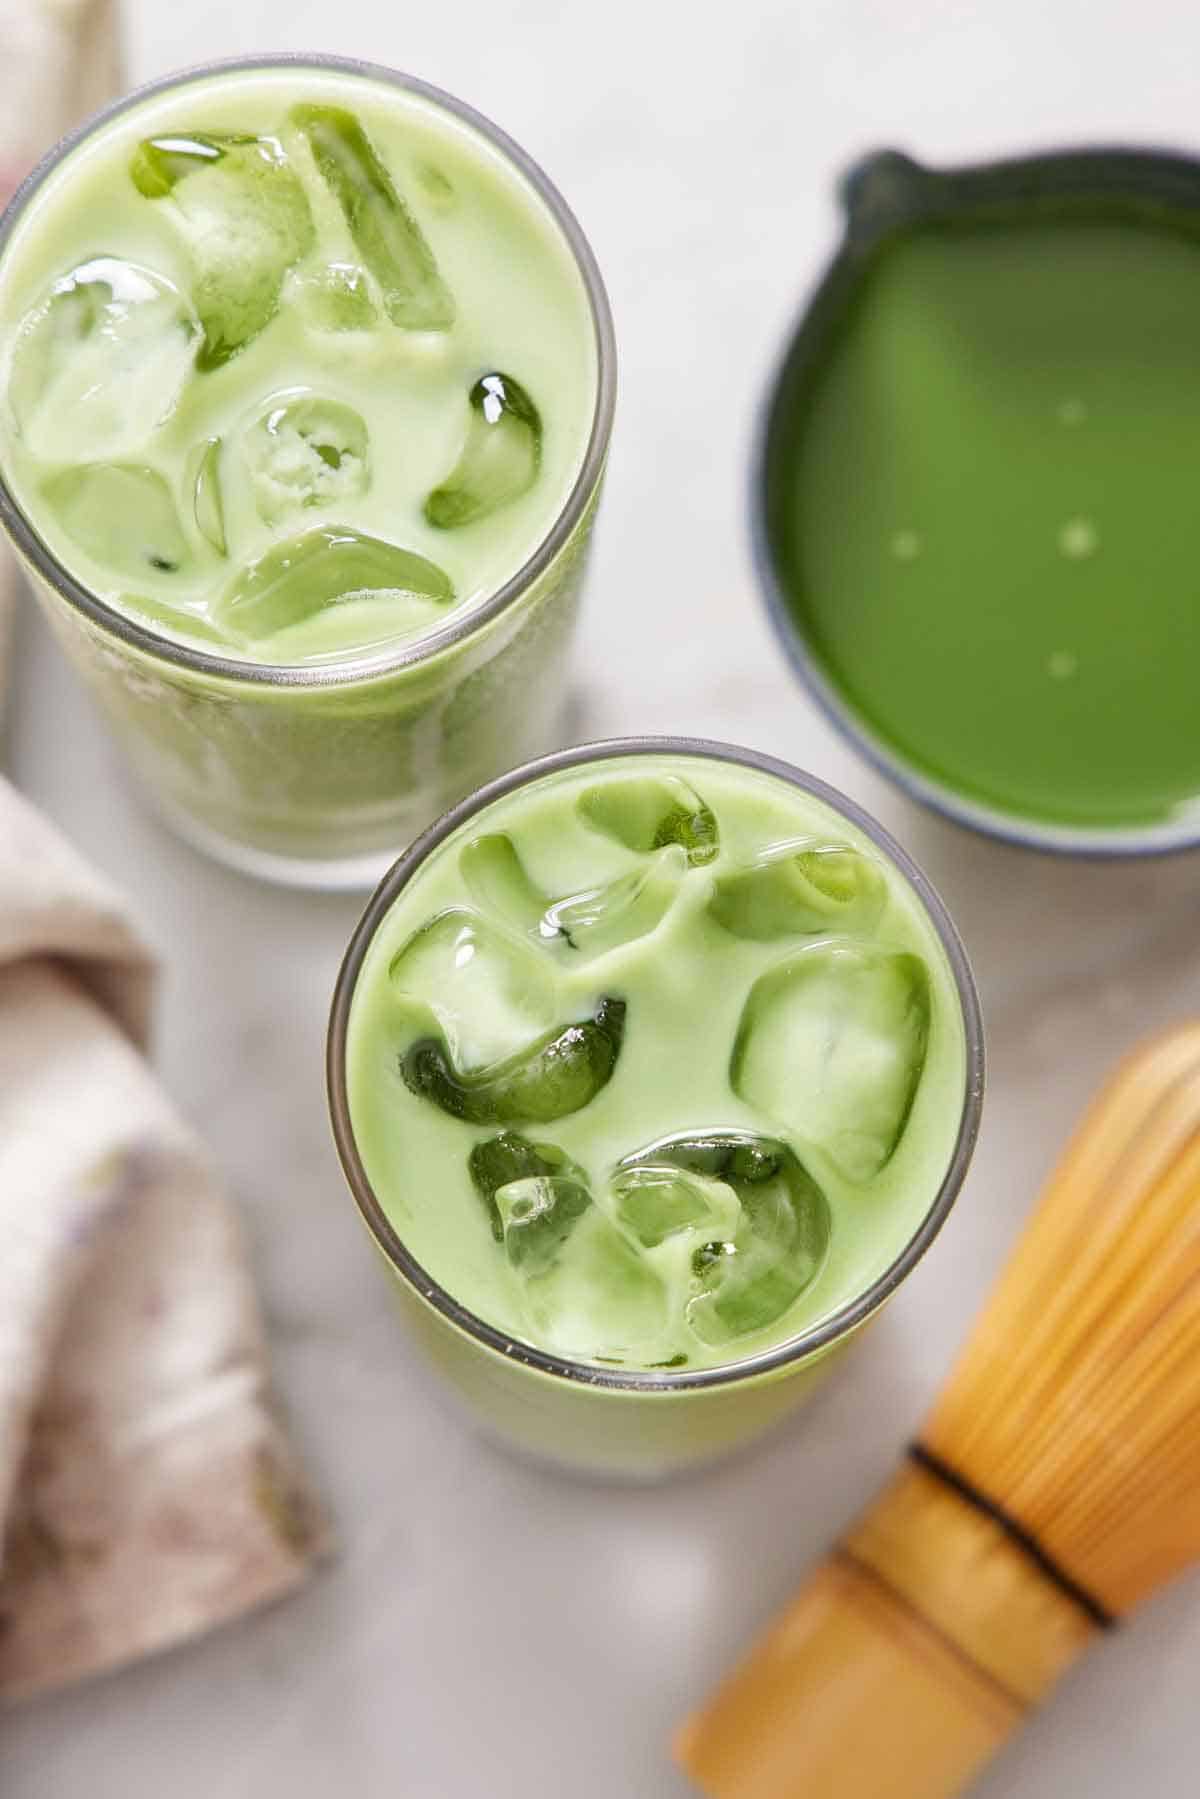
[756, 146, 1200, 856]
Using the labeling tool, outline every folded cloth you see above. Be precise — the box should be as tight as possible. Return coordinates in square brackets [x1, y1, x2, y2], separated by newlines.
[0, 785, 329, 1702]
[0, 0, 329, 1703]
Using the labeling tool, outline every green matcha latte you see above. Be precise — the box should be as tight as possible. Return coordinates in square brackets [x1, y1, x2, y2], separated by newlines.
[0, 58, 612, 882]
[333, 745, 981, 1471]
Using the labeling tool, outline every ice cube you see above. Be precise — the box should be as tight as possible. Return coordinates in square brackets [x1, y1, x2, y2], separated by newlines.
[186, 436, 226, 554]
[291, 105, 454, 331]
[578, 774, 718, 866]
[459, 833, 556, 941]
[543, 846, 687, 958]
[401, 996, 626, 1126]
[468, 1130, 587, 1242]
[131, 132, 315, 368]
[215, 526, 453, 645]
[709, 839, 887, 941]
[620, 1131, 830, 1345]
[129, 133, 224, 195]
[6, 256, 199, 462]
[694, 1154, 829, 1344]
[42, 463, 191, 581]
[243, 392, 370, 524]
[389, 909, 558, 1072]
[460, 835, 685, 958]
[612, 1161, 740, 1249]
[293, 263, 376, 331]
[424, 373, 542, 530]
[512, 1205, 668, 1361]
[120, 591, 227, 646]
[495, 1176, 593, 1277]
[731, 941, 931, 1182]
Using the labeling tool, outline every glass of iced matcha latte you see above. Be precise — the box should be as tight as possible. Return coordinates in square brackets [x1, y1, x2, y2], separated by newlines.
[329, 740, 983, 1477]
[0, 56, 614, 886]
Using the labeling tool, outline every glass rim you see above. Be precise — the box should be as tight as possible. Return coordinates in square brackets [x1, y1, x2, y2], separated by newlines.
[752, 141, 1200, 858]
[0, 51, 617, 691]
[326, 735, 986, 1394]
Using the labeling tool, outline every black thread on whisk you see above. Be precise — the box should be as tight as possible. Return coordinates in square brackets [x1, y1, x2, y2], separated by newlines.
[908, 1441, 1117, 1631]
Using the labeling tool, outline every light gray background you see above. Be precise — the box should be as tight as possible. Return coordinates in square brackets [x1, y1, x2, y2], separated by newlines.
[7, 2, 1200, 1793]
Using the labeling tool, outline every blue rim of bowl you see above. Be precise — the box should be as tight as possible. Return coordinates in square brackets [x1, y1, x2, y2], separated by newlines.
[326, 735, 986, 1394]
[0, 52, 616, 690]
[752, 143, 1200, 859]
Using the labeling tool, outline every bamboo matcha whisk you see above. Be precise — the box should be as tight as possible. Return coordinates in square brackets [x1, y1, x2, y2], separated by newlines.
[677, 1021, 1200, 1799]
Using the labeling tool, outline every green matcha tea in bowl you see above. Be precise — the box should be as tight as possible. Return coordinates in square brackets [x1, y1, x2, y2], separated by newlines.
[329, 739, 983, 1478]
[0, 55, 614, 886]
[758, 146, 1200, 854]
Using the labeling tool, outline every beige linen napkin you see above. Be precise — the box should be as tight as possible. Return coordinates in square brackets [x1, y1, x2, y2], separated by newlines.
[0, 0, 329, 1703]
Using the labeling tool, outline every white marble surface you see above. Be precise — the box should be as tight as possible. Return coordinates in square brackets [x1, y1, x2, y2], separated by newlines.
[7, 1, 1200, 1792]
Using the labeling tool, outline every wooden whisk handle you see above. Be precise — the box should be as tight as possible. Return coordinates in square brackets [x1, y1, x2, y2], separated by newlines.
[676, 1454, 1103, 1799]
[679, 1022, 1200, 1797]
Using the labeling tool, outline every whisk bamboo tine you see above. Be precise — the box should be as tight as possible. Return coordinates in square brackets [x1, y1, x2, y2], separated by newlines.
[927, 1033, 1200, 1483]
[937, 1031, 1200, 1466]
[678, 1022, 1200, 1799]
[964, 1136, 1200, 1532]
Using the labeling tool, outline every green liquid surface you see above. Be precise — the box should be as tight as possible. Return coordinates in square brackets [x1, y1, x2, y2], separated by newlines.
[0, 66, 596, 664]
[771, 215, 1200, 834]
[345, 754, 968, 1373]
